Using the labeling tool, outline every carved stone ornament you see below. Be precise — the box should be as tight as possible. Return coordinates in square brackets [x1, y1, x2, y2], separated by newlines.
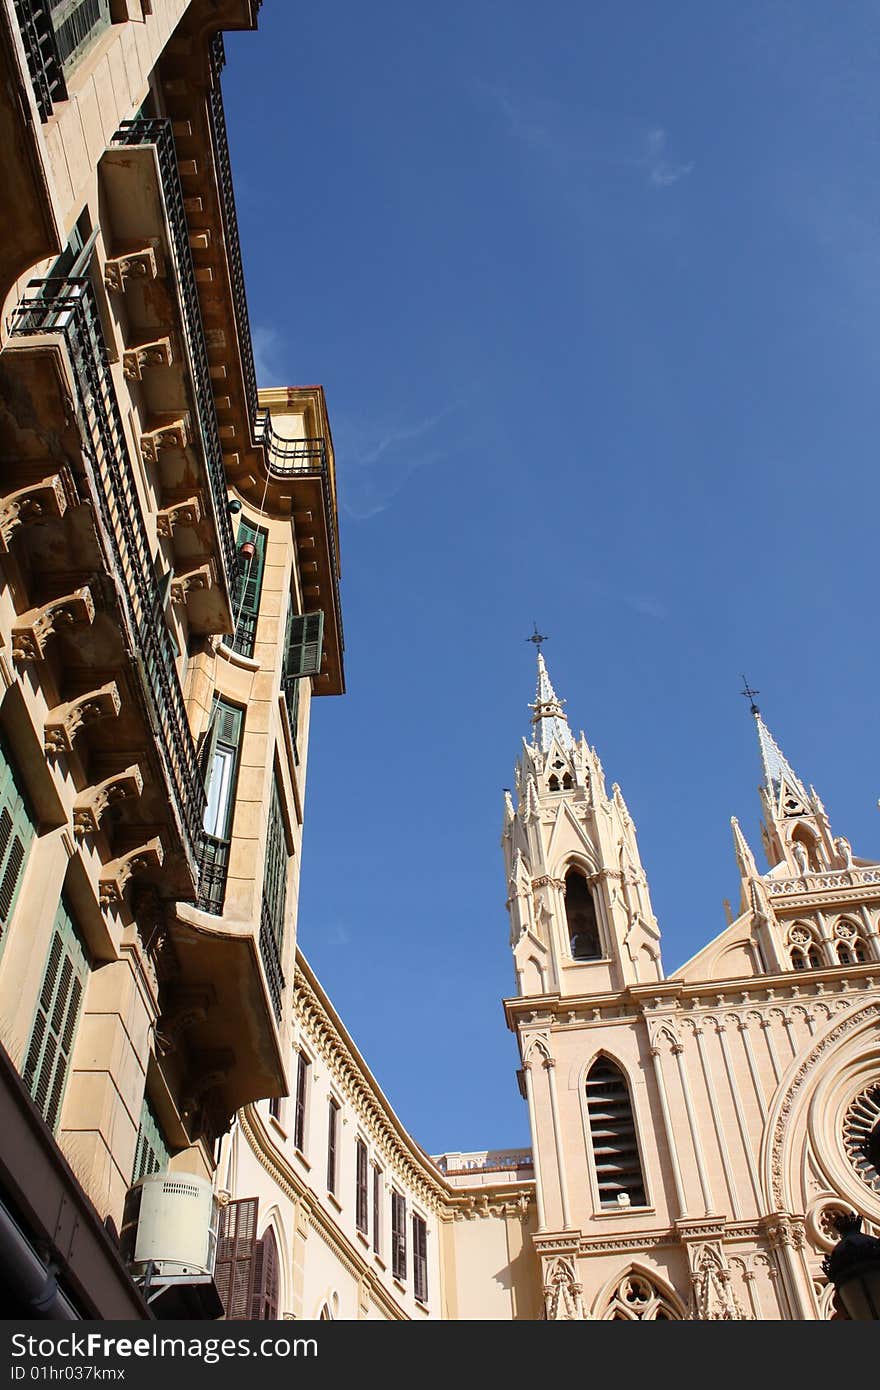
[104, 247, 160, 294]
[73, 763, 144, 835]
[170, 564, 213, 606]
[156, 496, 202, 538]
[687, 1242, 750, 1320]
[0, 475, 69, 552]
[140, 416, 190, 463]
[44, 681, 122, 754]
[99, 836, 164, 906]
[543, 1257, 586, 1321]
[12, 587, 95, 662]
[156, 988, 212, 1057]
[122, 336, 173, 381]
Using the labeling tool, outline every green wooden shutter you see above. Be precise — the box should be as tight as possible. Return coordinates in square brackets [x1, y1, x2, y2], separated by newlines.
[22, 897, 89, 1133]
[0, 738, 35, 946]
[50, 0, 110, 73]
[284, 611, 324, 680]
[231, 520, 267, 658]
[132, 1093, 170, 1184]
[262, 773, 288, 949]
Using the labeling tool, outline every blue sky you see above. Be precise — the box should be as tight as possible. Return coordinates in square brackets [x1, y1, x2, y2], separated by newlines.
[223, 2, 880, 1155]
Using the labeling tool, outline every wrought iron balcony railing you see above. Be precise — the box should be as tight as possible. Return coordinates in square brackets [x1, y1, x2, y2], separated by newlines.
[111, 118, 238, 599]
[12, 0, 66, 120]
[208, 33, 259, 430]
[9, 276, 206, 867]
[259, 903, 284, 1021]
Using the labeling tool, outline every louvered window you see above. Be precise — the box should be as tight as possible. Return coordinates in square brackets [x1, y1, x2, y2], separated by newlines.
[215, 1196, 258, 1320]
[250, 1227, 279, 1320]
[0, 737, 35, 949]
[50, 0, 110, 73]
[413, 1214, 428, 1303]
[391, 1190, 406, 1281]
[22, 897, 89, 1133]
[355, 1138, 368, 1234]
[132, 1093, 170, 1184]
[259, 772, 288, 1020]
[282, 609, 324, 756]
[293, 1050, 309, 1153]
[372, 1165, 382, 1255]
[585, 1057, 646, 1209]
[327, 1099, 339, 1195]
[230, 520, 267, 658]
[197, 701, 243, 915]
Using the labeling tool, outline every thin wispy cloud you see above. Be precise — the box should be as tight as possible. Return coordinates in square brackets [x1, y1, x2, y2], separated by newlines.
[644, 127, 694, 189]
[324, 921, 351, 948]
[476, 82, 693, 195]
[252, 324, 285, 386]
[624, 593, 669, 621]
[335, 404, 460, 521]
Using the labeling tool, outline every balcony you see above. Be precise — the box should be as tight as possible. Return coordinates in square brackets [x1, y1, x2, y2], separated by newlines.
[100, 117, 237, 631]
[5, 275, 205, 880]
[11, 0, 66, 121]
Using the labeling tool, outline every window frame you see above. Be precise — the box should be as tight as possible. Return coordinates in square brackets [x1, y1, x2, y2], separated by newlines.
[391, 1189, 407, 1282]
[293, 1049, 310, 1155]
[412, 1212, 428, 1304]
[355, 1136, 369, 1236]
[581, 1053, 651, 1215]
[372, 1163, 383, 1257]
[327, 1097, 340, 1196]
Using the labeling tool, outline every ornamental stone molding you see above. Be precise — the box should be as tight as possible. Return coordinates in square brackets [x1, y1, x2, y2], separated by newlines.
[122, 336, 173, 381]
[44, 681, 122, 753]
[73, 763, 144, 834]
[156, 497, 203, 538]
[99, 836, 164, 906]
[140, 416, 190, 463]
[12, 586, 95, 662]
[686, 1241, 750, 1320]
[0, 474, 69, 552]
[104, 247, 161, 294]
[543, 1257, 585, 1320]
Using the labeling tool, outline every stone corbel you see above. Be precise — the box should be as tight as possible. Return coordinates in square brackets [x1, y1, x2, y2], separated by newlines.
[181, 1049, 234, 1119]
[0, 475, 69, 552]
[45, 681, 122, 754]
[170, 564, 214, 606]
[104, 247, 161, 294]
[73, 763, 144, 835]
[140, 416, 190, 463]
[122, 336, 173, 381]
[156, 987, 213, 1056]
[156, 496, 202, 538]
[12, 587, 95, 662]
[99, 836, 164, 906]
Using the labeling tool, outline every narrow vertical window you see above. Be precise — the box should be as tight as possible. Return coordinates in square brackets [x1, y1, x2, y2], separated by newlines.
[214, 1196, 258, 1320]
[282, 608, 324, 759]
[0, 734, 35, 948]
[327, 1099, 339, 1195]
[585, 1056, 647, 1209]
[268, 1095, 282, 1122]
[197, 700, 243, 915]
[293, 1051, 309, 1153]
[356, 1138, 369, 1235]
[231, 519, 267, 658]
[565, 868, 601, 961]
[413, 1214, 428, 1303]
[391, 1191, 406, 1281]
[259, 771, 288, 1021]
[22, 897, 89, 1133]
[250, 1228, 280, 1320]
[372, 1165, 382, 1255]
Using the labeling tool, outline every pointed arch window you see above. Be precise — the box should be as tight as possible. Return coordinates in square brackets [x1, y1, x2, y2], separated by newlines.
[602, 1271, 681, 1320]
[250, 1228, 280, 1320]
[834, 920, 869, 966]
[548, 775, 560, 793]
[585, 1057, 646, 1209]
[565, 869, 601, 961]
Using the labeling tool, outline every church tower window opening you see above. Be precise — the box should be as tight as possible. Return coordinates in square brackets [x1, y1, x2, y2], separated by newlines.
[565, 868, 601, 961]
[584, 1057, 647, 1209]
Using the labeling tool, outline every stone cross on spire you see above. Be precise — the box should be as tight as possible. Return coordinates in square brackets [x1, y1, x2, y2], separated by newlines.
[527, 637, 574, 752]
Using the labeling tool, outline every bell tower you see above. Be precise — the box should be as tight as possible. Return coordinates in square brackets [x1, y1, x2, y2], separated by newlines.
[502, 638, 663, 997]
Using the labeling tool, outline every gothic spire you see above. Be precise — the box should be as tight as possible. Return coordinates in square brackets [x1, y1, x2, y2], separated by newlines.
[529, 650, 574, 753]
[753, 710, 811, 811]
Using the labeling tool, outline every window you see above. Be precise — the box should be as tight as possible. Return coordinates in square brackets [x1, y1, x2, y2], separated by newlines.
[50, 0, 110, 75]
[356, 1138, 369, 1235]
[132, 1094, 170, 1184]
[197, 701, 243, 915]
[372, 1165, 382, 1255]
[327, 1099, 339, 1195]
[0, 734, 35, 949]
[230, 519, 267, 658]
[268, 1095, 282, 1122]
[564, 868, 601, 961]
[282, 609, 324, 758]
[293, 1051, 309, 1153]
[413, 1214, 428, 1303]
[251, 1228, 279, 1320]
[602, 1271, 681, 1320]
[391, 1190, 406, 1281]
[22, 897, 90, 1132]
[585, 1056, 647, 1209]
[215, 1196, 258, 1320]
[260, 771, 289, 1021]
